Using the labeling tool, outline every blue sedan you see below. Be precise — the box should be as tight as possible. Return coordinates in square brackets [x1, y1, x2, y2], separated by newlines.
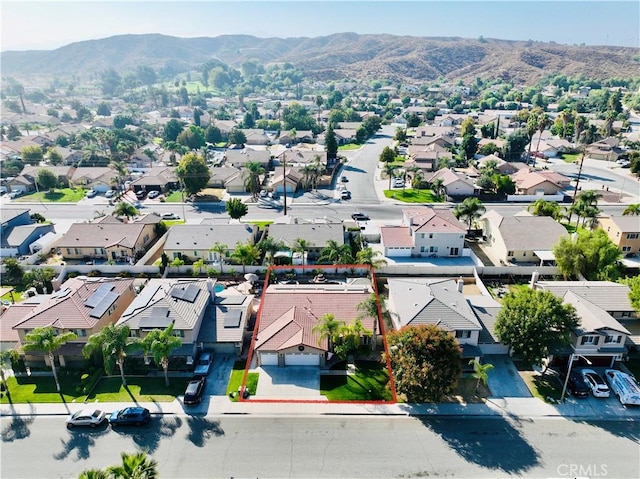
[108, 407, 151, 426]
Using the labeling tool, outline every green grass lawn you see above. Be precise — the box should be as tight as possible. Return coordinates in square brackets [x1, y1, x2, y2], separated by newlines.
[338, 143, 362, 151]
[320, 361, 392, 401]
[561, 153, 580, 163]
[15, 188, 87, 203]
[247, 220, 274, 230]
[161, 219, 185, 227]
[383, 189, 440, 203]
[86, 376, 190, 402]
[1, 371, 100, 404]
[1, 286, 26, 304]
[164, 191, 185, 202]
[226, 360, 259, 401]
[514, 361, 563, 403]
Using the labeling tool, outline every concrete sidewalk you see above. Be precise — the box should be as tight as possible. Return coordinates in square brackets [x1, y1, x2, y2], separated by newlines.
[3, 394, 640, 420]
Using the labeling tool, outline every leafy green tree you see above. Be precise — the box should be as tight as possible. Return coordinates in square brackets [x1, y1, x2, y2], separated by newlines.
[106, 452, 158, 479]
[142, 324, 182, 387]
[113, 202, 139, 220]
[225, 197, 248, 220]
[83, 324, 141, 386]
[0, 349, 18, 397]
[620, 276, 640, 313]
[205, 125, 223, 144]
[502, 129, 529, 162]
[334, 319, 372, 359]
[23, 326, 77, 392]
[319, 240, 353, 265]
[23, 267, 55, 293]
[554, 229, 622, 281]
[243, 161, 265, 198]
[469, 359, 494, 393]
[291, 238, 312, 265]
[452, 197, 486, 233]
[460, 118, 477, 137]
[622, 204, 640, 216]
[163, 119, 184, 142]
[386, 325, 462, 403]
[176, 125, 206, 150]
[36, 168, 57, 190]
[382, 163, 398, 190]
[21, 145, 44, 166]
[527, 199, 566, 220]
[2, 258, 24, 285]
[495, 289, 579, 368]
[78, 468, 110, 479]
[46, 147, 63, 166]
[430, 178, 446, 199]
[228, 128, 247, 146]
[460, 135, 479, 161]
[258, 236, 285, 265]
[325, 124, 338, 161]
[311, 313, 344, 352]
[177, 153, 210, 196]
[379, 146, 396, 164]
[355, 247, 387, 268]
[281, 102, 319, 132]
[231, 241, 261, 274]
[96, 102, 111, 116]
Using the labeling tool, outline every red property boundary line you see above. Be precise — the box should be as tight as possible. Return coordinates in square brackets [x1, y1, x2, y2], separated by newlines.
[239, 264, 398, 404]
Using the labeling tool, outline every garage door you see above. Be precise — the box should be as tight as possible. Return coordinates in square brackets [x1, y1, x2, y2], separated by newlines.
[285, 353, 320, 366]
[260, 353, 278, 366]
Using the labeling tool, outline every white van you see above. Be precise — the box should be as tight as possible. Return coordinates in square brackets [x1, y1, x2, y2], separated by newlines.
[604, 369, 640, 406]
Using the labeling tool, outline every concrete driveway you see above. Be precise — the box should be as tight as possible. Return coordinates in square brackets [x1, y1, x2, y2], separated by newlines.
[485, 355, 532, 398]
[204, 353, 235, 396]
[253, 366, 325, 400]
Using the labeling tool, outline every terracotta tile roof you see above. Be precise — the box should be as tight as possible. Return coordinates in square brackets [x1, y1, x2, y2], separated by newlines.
[255, 284, 373, 353]
[404, 208, 466, 234]
[380, 226, 414, 247]
[58, 223, 149, 249]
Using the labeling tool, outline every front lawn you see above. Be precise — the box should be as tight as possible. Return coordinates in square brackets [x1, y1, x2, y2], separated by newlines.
[1, 286, 26, 304]
[514, 361, 563, 403]
[338, 143, 362, 151]
[383, 189, 440, 203]
[15, 188, 87, 203]
[320, 361, 392, 401]
[442, 377, 491, 404]
[163, 191, 184, 202]
[1, 371, 101, 404]
[247, 220, 273, 230]
[226, 360, 259, 401]
[161, 219, 185, 227]
[86, 376, 190, 402]
[561, 153, 580, 163]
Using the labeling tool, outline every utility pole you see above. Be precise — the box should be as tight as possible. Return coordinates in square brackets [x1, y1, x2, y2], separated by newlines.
[282, 151, 287, 216]
[571, 148, 586, 206]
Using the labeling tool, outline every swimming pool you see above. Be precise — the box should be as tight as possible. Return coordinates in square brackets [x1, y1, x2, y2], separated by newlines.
[214, 284, 225, 293]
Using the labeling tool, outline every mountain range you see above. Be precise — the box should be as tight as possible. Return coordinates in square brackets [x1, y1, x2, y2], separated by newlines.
[1, 33, 638, 86]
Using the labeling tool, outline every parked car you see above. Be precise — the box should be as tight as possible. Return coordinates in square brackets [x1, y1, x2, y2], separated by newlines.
[147, 190, 160, 199]
[135, 190, 147, 200]
[161, 212, 179, 220]
[194, 352, 214, 377]
[567, 371, 590, 398]
[7, 191, 22, 199]
[340, 190, 351, 200]
[105, 190, 116, 198]
[340, 176, 349, 183]
[108, 407, 151, 426]
[85, 189, 97, 198]
[66, 408, 107, 428]
[259, 190, 269, 198]
[351, 212, 370, 221]
[581, 369, 610, 398]
[183, 377, 206, 405]
[604, 369, 640, 406]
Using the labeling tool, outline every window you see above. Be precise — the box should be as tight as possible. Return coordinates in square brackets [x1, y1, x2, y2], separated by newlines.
[421, 233, 425, 239]
[604, 335, 622, 344]
[143, 233, 150, 243]
[580, 335, 599, 345]
[194, 251, 199, 257]
[507, 251, 514, 256]
[429, 233, 433, 239]
[455, 330, 471, 339]
[67, 248, 72, 255]
[420, 246, 426, 253]
[627, 233, 639, 239]
[429, 246, 438, 253]
[72, 329, 86, 337]
[622, 246, 631, 252]
[75, 248, 82, 255]
[362, 336, 372, 346]
[130, 330, 140, 338]
[173, 329, 185, 338]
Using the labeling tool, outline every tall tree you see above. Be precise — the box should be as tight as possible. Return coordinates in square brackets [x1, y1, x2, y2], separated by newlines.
[622, 204, 640, 216]
[113, 202, 139, 221]
[620, 276, 640, 313]
[495, 289, 578, 368]
[311, 313, 345, 352]
[553, 229, 622, 281]
[209, 242, 228, 272]
[469, 359, 494, 393]
[452, 197, 486, 233]
[83, 324, 140, 386]
[291, 238, 312, 265]
[243, 161, 265, 199]
[527, 199, 566, 220]
[324, 124, 338, 161]
[36, 168, 57, 191]
[176, 153, 210, 196]
[383, 163, 398, 190]
[258, 236, 284, 265]
[430, 177, 446, 200]
[23, 326, 77, 392]
[386, 325, 462, 403]
[142, 324, 182, 387]
[355, 247, 387, 269]
[106, 452, 158, 479]
[379, 146, 396, 164]
[225, 197, 248, 220]
[231, 241, 261, 274]
[21, 145, 44, 166]
[319, 240, 353, 265]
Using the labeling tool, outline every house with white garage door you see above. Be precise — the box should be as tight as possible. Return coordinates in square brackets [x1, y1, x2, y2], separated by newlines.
[254, 282, 375, 367]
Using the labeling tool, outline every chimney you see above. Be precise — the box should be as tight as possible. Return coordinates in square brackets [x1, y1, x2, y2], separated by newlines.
[456, 276, 464, 293]
[530, 271, 539, 290]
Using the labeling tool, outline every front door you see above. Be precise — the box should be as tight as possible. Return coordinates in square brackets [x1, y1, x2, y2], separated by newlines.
[451, 247, 459, 256]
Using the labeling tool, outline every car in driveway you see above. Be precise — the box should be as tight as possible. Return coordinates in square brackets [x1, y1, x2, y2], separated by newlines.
[567, 370, 591, 398]
[183, 377, 206, 405]
[147, 190, 160, 199]
[581, 369, 610, 398]
[105, 190, 116, 198]
[108, 407, 151, 426]
[351, 212, 370, 221]
[85, 189, 97, 198]
[66, 408, 107, 428]
[194, 352, 214, 377]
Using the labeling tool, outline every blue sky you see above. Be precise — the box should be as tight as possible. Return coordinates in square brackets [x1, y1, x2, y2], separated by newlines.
[1, 1, 638, 51]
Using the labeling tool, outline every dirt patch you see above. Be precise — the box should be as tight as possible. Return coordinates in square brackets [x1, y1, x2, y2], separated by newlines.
[442, 377, 491, 404]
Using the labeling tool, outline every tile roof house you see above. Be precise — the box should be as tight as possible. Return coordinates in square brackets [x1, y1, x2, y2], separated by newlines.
[1, 208, 55, 257]
[266, 221, 345, 264]
[57, 215, 160, 261]
[386, 277, 483, 360]
[511, 168, 570, 195]
[207, 167, 246, 193]
[480, 210, 568, 265]
[130, 167, 180, 194]
[425, 168, 477, 197]
[254, 282, 375, 367]
[70, 167, 118, 193]
[597, 216, 640, 257]
[224, 148, 271, 168]
[163, 224, 258, 264]
[380, 207, 466, 258]
[14, 277, 136, 365]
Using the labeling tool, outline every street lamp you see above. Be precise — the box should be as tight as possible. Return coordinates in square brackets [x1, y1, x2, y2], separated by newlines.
[560, 352, 592, 402]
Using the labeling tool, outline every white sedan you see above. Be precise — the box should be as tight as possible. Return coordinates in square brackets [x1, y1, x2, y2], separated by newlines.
[65, 408, 106, 428]
[581, 369, 610, 398]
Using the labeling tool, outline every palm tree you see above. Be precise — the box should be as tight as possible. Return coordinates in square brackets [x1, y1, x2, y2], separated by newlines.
[243, 161, 265, 199]
[83, 324, 140, 387]
[107, 452, 158, 479]
[623, 204, 640, 216]
[22, 326, 77, 392]
[355, 247, 387, 269]
[469, 359, 494, 393]
[78, 469, 110, 479]
[209, 242, 228, 273]
[0, 350, 18, 397]
[231, 241, 261, 274]
[291, 238, 313, 265]
[109, 160, 129, 193]
[311, 313, 344, 352]
[258, 236, 285, 265]
[453, 197, 486, 233]
[113, 202, 139, 221]
[430, 177, 446, 200]
[142, 324, 182, 387]
[382, 163, 398, 190]
[319, 240, 354, 266]
[527, 199, 566, 221]
[533, 113, 551, 166]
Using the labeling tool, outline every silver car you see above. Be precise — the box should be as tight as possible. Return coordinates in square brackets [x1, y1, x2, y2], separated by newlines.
[66, 408, 106, 428]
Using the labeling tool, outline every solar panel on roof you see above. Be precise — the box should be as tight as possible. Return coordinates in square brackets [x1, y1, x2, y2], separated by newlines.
[170, 288, 184, 300]
[85, 283, 115, 308]
[151, 306, 169, 318]
[89, 291, 119, 318]
[52, 288, 71, 299]
[215, 295, 246, 305]
[140, 316, 173, 329]
[223, 310, 242, 328]
[171, 284, 200, 303]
